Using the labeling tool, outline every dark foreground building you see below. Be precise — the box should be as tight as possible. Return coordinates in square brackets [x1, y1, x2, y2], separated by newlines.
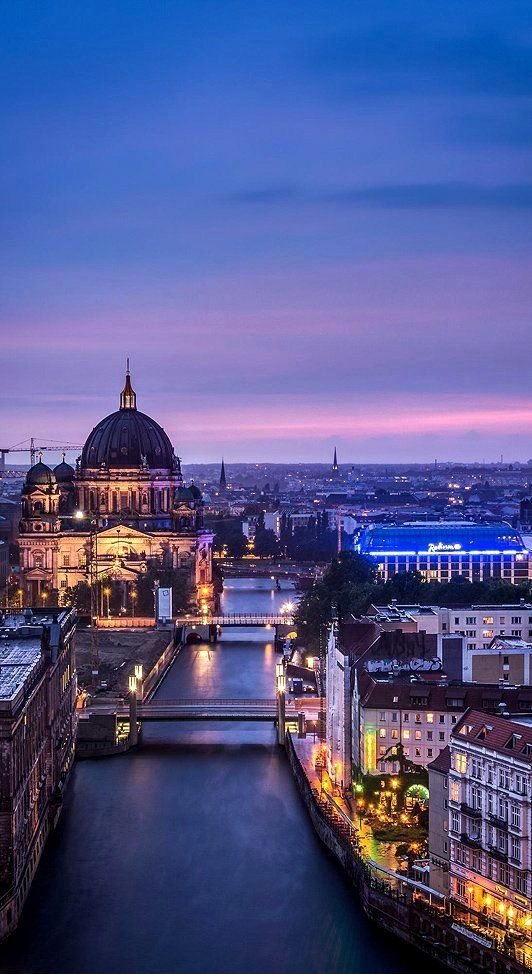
[0, 607, 77, 940]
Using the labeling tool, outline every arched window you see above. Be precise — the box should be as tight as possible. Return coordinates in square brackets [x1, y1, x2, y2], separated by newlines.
[33, 501, 43, 514]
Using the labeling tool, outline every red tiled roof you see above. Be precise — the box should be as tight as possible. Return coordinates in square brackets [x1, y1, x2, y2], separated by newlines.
[451, 709, 532, 762]
[428, 745, 451, 774]
[358, 679, 532, 716]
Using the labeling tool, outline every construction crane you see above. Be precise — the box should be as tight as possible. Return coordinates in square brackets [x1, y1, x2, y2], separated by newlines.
[0, 437, 82, 472]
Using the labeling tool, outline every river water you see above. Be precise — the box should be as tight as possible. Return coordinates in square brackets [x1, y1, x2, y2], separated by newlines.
[2, 578, 413, 974]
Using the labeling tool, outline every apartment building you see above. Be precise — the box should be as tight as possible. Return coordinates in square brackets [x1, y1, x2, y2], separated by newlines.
[354, 677, 532, 777]
[0, 608, 77, 940]
[447, 709, 532, 930]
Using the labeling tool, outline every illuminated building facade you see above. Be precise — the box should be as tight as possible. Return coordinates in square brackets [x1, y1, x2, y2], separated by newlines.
[357, 521, 530, 584]
[448, 709, 532, 932]
[17, 370, 214, 611]
[356, 678, 532, 776]
[0, 608, 77, 940]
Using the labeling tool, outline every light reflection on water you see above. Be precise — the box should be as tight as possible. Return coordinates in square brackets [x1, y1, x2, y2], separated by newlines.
[1, 578, 413, 974]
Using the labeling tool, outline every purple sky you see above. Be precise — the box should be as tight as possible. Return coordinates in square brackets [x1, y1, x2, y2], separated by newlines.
[1, 1, 532, 464]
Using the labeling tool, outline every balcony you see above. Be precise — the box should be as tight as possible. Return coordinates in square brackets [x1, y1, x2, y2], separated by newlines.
[461, 802, 482, 819]
[461, 832, 482, 850]
[488, 813, 508, 830]
[488, 845, 508, 862]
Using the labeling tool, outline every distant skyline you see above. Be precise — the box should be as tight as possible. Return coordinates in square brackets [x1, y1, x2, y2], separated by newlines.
[1, 2, 532, 463]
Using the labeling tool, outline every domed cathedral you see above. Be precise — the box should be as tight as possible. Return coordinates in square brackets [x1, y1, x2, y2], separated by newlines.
[18, 368, 214, 613]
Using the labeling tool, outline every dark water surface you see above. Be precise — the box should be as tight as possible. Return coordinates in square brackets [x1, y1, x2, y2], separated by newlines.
[2, 579, 411, 974]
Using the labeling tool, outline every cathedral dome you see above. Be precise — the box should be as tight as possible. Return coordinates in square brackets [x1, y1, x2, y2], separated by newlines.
[80, 369, 176, 471]
[54, 459, 75, 482]
[25, 461, 56, 487]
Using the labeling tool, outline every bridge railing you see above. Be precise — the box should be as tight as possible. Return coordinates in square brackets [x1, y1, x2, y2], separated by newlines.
[139, 698, 278, 707]
[176, 614, 295, 626]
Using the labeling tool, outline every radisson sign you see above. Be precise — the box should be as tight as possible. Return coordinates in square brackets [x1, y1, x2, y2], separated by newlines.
[427, 542, 463, 553]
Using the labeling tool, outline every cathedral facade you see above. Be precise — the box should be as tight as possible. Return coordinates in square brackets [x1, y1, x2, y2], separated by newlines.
[18, 370, 213, 613]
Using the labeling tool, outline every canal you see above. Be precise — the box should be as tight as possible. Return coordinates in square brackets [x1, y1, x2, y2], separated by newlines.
[2, 579, 413, 974]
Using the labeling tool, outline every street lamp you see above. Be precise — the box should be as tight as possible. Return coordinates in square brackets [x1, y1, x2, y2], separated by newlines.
[467, 884, 474, 921]
[103, 586, 111, 618]
[130, 588, 137, 617]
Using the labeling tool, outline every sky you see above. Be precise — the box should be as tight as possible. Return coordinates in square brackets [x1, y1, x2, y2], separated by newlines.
[1, 0, 532, 464]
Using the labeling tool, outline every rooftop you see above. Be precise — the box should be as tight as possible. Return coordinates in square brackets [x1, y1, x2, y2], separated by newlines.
[358, 521, 527, 555]
[0, 640, 42, 701]
[452, 709, 532, 762]
[0, 608, 72, 703]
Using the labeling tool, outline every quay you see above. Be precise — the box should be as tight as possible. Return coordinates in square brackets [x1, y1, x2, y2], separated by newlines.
[286, 732, 531, 974]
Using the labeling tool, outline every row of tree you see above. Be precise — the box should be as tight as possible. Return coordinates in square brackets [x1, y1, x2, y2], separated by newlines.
[295, 551, 532, 649]
[208, 512, 348, 561]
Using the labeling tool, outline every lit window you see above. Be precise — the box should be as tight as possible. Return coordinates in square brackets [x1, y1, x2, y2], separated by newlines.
[454, 753, 467, 774]
[426, 713, 434, 723]
[403, 730, 410, 740]
[379, 729, 386, 738]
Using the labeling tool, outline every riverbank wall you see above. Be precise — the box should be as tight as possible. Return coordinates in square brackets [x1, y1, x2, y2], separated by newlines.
[75, 634, 183, 758]
[286, 732, 529, 974]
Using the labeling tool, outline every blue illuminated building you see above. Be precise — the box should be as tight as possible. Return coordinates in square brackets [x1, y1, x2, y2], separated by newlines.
[357, 521, 530, 583]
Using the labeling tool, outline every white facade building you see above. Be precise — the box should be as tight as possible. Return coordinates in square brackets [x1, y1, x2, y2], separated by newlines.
[448, 710, 532, 930]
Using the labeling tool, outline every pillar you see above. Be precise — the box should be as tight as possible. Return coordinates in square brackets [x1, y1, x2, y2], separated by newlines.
[277, 690, 286, 746]
[129, 693, 138, 747]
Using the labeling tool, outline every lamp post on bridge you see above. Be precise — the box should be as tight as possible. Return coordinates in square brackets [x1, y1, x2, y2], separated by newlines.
[128, 665, 143, 748]
[276, 661, 286, 746]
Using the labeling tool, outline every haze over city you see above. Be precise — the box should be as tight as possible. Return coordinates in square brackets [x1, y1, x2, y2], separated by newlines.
[2, 0, 532, 462]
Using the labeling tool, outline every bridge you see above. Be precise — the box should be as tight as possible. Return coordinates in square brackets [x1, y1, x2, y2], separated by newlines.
[79, 697, 298, 722]
[176, 613, 295, 628]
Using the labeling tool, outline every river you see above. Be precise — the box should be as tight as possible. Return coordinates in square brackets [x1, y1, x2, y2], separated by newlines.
[1, 578, 413, 974]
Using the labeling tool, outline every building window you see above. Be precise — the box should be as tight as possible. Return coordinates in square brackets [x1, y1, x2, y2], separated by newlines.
[415, 730, 422, 741]
[511, 804, 521, 829]
[454, 753, 467, 774]
[391, 730, 398, 740]
[427, 731, 433, 741]
[415, 748, 421, 757]
[403, 730, 410, 740]
[516, 872, 528, 895]
[403, 713, 409, 722]
[498, 797, 508, 822]
[379, 729, 386, 739]
[379, 712, 386, 721]
[62, 554, 70, 567]
[499, 769, 510, 790]
[439, 715, 445, 723]
[415, 714, 422, 723]
[471, 786, 481, 809]
[426, 713, 434, 723]
[450, 780, 460, 803]
[391, 712, 398, 722]
[439, 732, 445, 741]
[510, 836, 520, 863]
[427, 748, 433, 757]
[515, 774, 526, 795]
[472, 758, 482, 780]
[456, 878, 466, 899]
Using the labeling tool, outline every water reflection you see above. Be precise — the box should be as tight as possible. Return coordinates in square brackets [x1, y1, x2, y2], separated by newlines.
[1, 579, 413, 974]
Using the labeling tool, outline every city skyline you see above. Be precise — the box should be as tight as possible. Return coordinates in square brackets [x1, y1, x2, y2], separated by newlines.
[2, 1, 532, 462]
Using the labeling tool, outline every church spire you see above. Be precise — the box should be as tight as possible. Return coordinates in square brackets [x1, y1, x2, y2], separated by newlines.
[332, 446, 339, 476]
[219, 457, 227, 492]
[120, 359, 137, 410]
